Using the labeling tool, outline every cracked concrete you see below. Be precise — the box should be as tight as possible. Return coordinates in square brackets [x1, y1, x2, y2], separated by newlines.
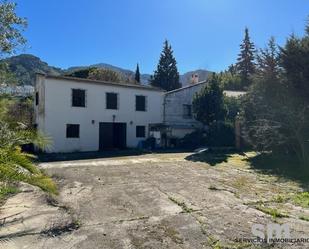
[0, 152, 309, 248]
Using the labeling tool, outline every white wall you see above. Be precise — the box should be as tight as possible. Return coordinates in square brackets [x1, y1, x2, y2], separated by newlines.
[164, 83, 205, 131]
[36, 76, 163, 153]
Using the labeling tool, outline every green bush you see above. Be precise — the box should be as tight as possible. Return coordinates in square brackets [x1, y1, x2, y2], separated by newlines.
[207, 122, 235, 147]
[179, 130, 207, 149]
[179, 122, 235, 149]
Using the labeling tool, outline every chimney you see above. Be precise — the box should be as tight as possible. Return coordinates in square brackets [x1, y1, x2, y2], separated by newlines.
[190, 74, 199, 84]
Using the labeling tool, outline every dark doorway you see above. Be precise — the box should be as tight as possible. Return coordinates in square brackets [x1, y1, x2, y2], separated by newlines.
[99, 122, 127, 150]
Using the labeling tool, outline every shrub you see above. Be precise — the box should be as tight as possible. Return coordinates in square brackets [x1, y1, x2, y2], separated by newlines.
[207, 122, 235, 147]
[179, 122, 235, 149]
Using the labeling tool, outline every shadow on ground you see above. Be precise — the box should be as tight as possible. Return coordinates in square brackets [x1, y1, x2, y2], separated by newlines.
[36, 150, 145, 163]
[246, 153, 309, 190]
[185, 148, 241, 166]
[186, 149, 309, 189]
[36, 149, 192, 163]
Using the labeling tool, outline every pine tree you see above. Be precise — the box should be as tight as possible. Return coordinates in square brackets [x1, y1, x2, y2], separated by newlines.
[151, 40, 181, 91]
[135, 63, 140, 83]
[257, 37, 279, 79]
[236, 28, 256, 88]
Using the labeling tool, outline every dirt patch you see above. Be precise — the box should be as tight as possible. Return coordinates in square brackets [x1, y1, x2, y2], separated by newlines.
[1, 152, 308, 248]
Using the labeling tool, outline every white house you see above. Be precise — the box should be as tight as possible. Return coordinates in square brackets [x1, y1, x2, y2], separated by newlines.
[163, 81, 206, 139]
[34, 74, 164, 153]
[162, 80, 246, 144]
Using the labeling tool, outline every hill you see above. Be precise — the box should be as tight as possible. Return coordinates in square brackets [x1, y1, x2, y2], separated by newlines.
[2, 54, 62, 85]
[1, 54, 212, 86]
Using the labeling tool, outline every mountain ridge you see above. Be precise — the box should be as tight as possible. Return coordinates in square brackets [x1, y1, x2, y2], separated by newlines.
[1, 54, 212, 86]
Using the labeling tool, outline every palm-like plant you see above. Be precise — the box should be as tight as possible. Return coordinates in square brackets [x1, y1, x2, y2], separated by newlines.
[0, 121, 57, 194]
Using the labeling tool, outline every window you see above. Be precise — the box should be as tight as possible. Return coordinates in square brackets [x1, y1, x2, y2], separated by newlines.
[72, 89, 86, 107]
[136, 126, 146, 138]
[66, 124, 80, 138]
[183, 104, 192, 119]
[106, 92, 118, 109]
[35, 92, 39, 106]
[136, 95, 146, 111]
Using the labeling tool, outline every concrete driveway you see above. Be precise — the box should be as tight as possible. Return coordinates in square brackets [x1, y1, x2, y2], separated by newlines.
[1, 152, 309, 249]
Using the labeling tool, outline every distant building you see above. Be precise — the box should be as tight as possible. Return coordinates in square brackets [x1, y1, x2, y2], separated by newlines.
[0, 84, 34, 96]
[34, 74, 164, 153]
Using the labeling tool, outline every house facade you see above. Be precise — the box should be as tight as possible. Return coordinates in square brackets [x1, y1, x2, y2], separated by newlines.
[163, 82, 206, 139]
[34, 74, 164, 153]
[161, 81, 246, 145]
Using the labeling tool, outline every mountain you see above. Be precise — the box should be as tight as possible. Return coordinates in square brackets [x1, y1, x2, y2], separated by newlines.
[2, 54, 63, 85]
[1, 54, 212, 86]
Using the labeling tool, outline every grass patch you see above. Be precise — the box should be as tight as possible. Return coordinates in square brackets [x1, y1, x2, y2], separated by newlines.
[256, 205, 289, 219]
[207, 236, 223, 249]
[293, 192, 309, 208]
[207, 235, 250, 249]
[168, 196, 193, 213]
[232, 176, 250, 189]
[0, 184, 19, 201]
[28, 175, 58, 195]
[299, 215, 309, 222]
[247, 153, 309, 186]
[272, 194, 287, 203]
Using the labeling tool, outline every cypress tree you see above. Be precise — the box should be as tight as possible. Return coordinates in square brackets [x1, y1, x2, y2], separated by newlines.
[236, 28, 256, 88]
[151, 40, 181, 91]
[135, 63, 141, 83]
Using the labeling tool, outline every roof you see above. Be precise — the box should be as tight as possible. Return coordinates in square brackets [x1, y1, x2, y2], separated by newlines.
[165, 80, 247, 97]
[36, 73, 165, 92]
[165, 81, 207, 95]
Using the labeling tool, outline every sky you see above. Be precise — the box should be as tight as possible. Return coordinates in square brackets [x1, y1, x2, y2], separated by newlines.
[14, 0, 309, 74]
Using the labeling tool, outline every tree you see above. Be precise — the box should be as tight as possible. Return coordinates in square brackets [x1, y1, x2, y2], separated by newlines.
[65, 67, 96, 79]
[257, 37, 280, 79]
[280, 33, 309, 101]
[192, 74, 226, 126]
[0, 1, 27, 57]
[135, 63, 141, 83]
[0, 97, 57, 194]
[228, 64, 237, 76]
[236, 28, 256, 88]
[151, 40, 181, 91]
[87, 68, 122, 82]
[0, 61, 17, 85]
[218, 70, 242, 90]
[242, 27, 309, 167]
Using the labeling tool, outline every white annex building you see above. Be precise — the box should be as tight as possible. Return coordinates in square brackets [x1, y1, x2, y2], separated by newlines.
[34, 74, 164, 153]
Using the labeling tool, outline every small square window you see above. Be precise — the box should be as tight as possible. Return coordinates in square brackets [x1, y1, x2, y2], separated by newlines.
[183, 104, 192, 119]
[35, 92, 39, 106]
[72, 89, 86, 107]
[136, 126, 146, 138]
[66, 124, 80, 138]
[136, 95, 146, 111]
[106, 92, 118, 109]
